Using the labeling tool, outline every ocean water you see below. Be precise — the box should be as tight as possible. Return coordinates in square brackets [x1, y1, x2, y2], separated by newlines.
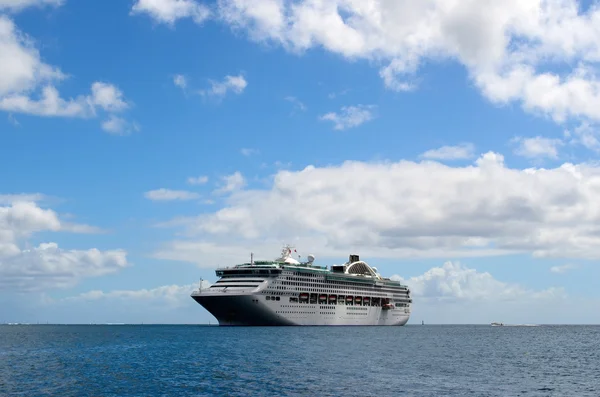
[0, 325, 599, 396]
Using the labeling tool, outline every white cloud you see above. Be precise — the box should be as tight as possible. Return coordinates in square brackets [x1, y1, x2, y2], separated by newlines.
[0, 193, 44, 204]
[173, 74, 187, 90]
[64, 281, 211, 307]
[0, 85, 92, 117]
[144, 188, 200, 201]
[0, 83, 129, 119]
[1, 243, 128, 292]
[89, 82, 128, 113]
[199, 74, 247, 98]
[211, 0, 600, 126]
[154, 152, 600, 262]
[187, 175, 208, 185]
[131, 0, 210, 25]
[392, 261, 565, 302]
[0, 16, 133, 130]
[420, 143, 475, 160]
[513, 136, 563, 159]
[565, 123, 600, 152]
[284, 95, 306, 112]
[550, 263, 580, 274]
[240, 148, 258, 156]
[0, 0, 63, 11]
[0, 200, 128, 291]
[7, 113, 19, 126]
[214, 171, 245, 194]
[0, 15, 64, 96]
[320, 105, 375, 130]
[390, 261, 581, 324]
[101, 115, 139, 136]
[328, 89, 349, 99]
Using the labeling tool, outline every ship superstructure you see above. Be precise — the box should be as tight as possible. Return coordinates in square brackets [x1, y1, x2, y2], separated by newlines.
[191, 246, 412, 326]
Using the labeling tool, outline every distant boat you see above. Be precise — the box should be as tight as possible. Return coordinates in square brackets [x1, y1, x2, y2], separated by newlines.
[491, 322, 504, 326]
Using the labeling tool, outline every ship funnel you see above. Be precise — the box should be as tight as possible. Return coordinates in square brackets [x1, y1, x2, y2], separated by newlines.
[349, 254, 360, 263]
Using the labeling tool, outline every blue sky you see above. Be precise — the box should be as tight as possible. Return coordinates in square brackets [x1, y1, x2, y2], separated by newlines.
[2, 0, 600, 324]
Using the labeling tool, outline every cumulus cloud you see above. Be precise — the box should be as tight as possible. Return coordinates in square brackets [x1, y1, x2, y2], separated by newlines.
[0, 0, 63, 11]
[144, 188, 201, 201]
[89, 82, 128, 112]
[420, 143, 475, 160]
[0, 200, 128, 291]
[0, 85, 90, 117]
[0, 82, 130, 119]
[131, 0, 210, 25]
[392, 261, 565, 302]
[199, 74, 247, 98]
[320, 105, 375, 130]
[182, 0, 600, 130]
[1, 243, 128, 292]
[512, 136, 564, 159]
[386, 261, 576, 324]
[187, 175, 208, 185]
[564, 123, 600, 152]
[173, 74, 187, 90]
[154, 152, 600, 263]
[214, 171, 245, 194]
[101, 115, 139, 135]
[550, 263, 580, 274]
[64, 281, 211, 307]
[0, 193, 45, 205]
[0, 16, 64, 97]
[284, 95, 306, 112]
[0, 15, 133, 133]
[133, 1, 600, 138]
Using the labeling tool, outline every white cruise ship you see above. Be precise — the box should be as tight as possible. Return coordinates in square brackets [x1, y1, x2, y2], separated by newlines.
[191, 246, 412, 326]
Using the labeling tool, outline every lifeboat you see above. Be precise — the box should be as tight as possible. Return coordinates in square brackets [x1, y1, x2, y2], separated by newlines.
[355, 296, 362, 303]
[319, 294, 327, 301]
[382, 303, 394, 310]
[363, 297, 371, 304]
[299, 293, 309, 300]
[346, 296, 353, 302]
[329, 295, 337, 301]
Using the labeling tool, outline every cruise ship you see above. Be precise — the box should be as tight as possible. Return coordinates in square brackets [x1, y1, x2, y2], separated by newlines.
[190, 246, 412, 326]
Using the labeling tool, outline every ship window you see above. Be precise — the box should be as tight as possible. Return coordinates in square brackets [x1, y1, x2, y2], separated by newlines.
[276, 297, 280, 301]
[266, 296, 270, 300]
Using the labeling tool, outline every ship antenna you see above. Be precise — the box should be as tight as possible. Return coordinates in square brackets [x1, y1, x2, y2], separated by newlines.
[250, 252, 254, 265]
[199, 277, 203, 294]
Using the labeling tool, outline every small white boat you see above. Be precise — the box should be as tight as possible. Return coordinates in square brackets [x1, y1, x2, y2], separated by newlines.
[491, 322, 504, 326]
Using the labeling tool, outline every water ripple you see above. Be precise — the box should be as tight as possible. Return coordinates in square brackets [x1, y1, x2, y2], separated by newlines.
[0, 325, 599, 396]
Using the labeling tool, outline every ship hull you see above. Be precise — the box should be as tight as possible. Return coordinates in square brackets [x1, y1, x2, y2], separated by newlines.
[192, 293, 410, 326]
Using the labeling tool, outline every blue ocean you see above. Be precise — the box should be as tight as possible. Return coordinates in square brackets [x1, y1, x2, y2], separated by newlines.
[1, 325, 598, 396]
